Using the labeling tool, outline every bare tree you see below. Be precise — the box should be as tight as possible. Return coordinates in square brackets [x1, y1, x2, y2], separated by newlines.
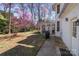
[37, 3, 41, 22]
[8, 3, 12, 34]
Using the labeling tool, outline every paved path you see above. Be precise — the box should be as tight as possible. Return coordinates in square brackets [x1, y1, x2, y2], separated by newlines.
[37, 37, 61, 56]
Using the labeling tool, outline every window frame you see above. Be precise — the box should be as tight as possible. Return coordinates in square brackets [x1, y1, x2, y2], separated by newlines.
[72, 18, 77, 38]
[57, 21, 60, 32]
[72, 22, 77, 38]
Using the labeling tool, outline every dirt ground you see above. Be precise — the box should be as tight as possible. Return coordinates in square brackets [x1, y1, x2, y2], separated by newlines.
[0, 30, 44, 55]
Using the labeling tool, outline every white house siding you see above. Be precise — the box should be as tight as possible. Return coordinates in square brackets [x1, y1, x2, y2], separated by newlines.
[77, 26, 79, 55]
[55, 4, 65, 37]
[60, 4, 79, 55]
[61, 17, 72, 50]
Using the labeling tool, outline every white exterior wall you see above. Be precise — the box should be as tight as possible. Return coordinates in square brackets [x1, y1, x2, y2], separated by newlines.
[55, 4, 65, 37]
[61, 17, 72, 50]
[77, 26, 79, 55]
[60, 4, 79, 55]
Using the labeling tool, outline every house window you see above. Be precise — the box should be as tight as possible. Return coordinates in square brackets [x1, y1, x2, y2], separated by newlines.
[57, 21, 60, 31]
[76, 19, 79, 26]
[57, 4, 60, 14]
[73, 21, 77, 38]
[48, 24, 50, 26]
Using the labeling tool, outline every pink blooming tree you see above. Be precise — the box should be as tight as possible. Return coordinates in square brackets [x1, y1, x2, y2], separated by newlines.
[13, 4, 34, 31]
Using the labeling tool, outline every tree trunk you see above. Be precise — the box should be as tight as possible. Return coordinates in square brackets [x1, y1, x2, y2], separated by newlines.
[38, 4, 41, 21]
[8, 3, 11, 34]
[30, 3, 33, 26]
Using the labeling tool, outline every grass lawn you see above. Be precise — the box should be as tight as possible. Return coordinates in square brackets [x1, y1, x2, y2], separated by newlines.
[0, 31, 45, 56]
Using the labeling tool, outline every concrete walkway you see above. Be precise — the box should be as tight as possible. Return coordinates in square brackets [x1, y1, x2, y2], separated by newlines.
[37, 37, 61, 56]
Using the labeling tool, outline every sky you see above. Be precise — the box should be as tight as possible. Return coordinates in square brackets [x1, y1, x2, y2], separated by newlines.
[0, 3, 56, 24]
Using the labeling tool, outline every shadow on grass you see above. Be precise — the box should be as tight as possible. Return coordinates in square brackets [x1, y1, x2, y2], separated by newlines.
[18, 32, 45, 46]
[18, 34, 41, 45]
[0, 45, 37, 56]
[0, 32, 45, 56]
